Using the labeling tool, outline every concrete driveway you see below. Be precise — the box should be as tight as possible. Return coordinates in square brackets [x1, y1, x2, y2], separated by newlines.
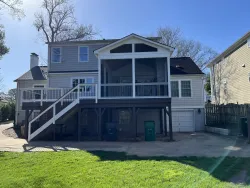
[0, 122, 250, 157]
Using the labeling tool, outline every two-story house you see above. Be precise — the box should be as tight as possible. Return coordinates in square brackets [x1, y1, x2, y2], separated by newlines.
[208, 32, 250, 104]
[15, 33, 205, 141]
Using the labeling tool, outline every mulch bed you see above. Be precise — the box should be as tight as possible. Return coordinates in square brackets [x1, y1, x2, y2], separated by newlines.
[2, 127, 21, 139]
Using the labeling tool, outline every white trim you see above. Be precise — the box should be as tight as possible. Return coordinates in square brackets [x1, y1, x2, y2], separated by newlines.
[170, 79, 192, 98]
[78, 46, 89, 62]
[172, 106, 204, 109]
[51, 47, 62, 63]
[171, 74, 204, 77]
[94, 34, 174, 55]
[33, 84, 46, 88]
[180, 79, 192, 98]
[167, 56, 171, 97]
[98, 52, 170, 60]
[49, 72, 98, 75]
[132, 58, 135, 98]
[170, 80, 179, 97]
[98, 58, 101, 98]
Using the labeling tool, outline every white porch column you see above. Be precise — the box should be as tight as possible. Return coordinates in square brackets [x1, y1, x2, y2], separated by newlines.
[132, 58, 135, 98]
[98, 58, 101, 98]
[167, 56, 171, 97]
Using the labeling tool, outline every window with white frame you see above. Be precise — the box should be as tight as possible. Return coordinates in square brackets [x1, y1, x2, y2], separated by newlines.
[171, 81, 179, 97]
[79, 46, 89, 62]
[72, 77, 94, 93]
[51, 47, 61, 63]
[181, 81, 191, 97]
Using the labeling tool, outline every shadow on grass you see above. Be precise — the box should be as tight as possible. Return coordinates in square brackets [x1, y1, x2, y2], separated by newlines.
[88, 150, 250, 185]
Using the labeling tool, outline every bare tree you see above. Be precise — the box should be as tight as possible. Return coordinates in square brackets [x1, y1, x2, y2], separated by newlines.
[158, 26, 218, 70]
[34, 0, 97, 43]
[0, 0, 25, 20]
[211, 57, 240, 104]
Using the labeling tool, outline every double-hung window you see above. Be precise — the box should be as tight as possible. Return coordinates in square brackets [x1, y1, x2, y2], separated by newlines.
[79, 46, 89, 62]
[171, 81, 179, 97]
[51, 47, 61, 63]
[181, 81, 191, 97]
[72, 77, 94, 96]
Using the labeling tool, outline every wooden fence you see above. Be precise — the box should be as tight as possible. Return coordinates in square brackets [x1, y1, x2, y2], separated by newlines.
[205, 103, 249, 134]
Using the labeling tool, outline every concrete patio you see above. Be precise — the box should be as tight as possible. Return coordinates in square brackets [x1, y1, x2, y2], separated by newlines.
[1, 123, 250, 157]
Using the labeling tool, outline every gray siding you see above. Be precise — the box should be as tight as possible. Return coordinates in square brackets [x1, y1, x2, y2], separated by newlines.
[171, 75, 204, 107]
[48, 73, 98, 88]
[49, 44, 106, 72]
[16, 80, 48, 125]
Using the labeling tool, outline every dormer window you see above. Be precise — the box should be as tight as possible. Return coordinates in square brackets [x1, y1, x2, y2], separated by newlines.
[79, 46, 89, 62]
[51, 47, 61, 63]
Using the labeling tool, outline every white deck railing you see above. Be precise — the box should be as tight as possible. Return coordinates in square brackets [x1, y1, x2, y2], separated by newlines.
[20, 84, 98, 105]
[21, 82, 168, 105]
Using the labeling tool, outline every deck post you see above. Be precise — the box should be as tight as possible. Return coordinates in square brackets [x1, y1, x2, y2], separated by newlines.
[168, 105, 173, 141]
[160, 108, 164, 134]
[164, 107, 167, 136]
[78, 107, 81, 141]
[132, 107, 136, 138]
[98, 108, 102, 141]
[132, 58, 135, 98]
[25, 110, 33, 140]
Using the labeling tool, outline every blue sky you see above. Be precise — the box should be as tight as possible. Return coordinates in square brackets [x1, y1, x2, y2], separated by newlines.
[1, 0, 250, 92]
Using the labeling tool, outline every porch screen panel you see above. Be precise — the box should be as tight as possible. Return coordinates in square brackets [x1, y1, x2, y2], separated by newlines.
[110, 44, 132, 53]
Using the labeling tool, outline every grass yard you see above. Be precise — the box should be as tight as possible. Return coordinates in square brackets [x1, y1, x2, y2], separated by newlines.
[0, 151, 249, 188]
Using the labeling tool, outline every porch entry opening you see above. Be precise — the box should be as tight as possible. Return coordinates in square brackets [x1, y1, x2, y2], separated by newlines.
[33, 85, 45, 99]
[101, 58, 168, 98]
[71, 77, 95, 97]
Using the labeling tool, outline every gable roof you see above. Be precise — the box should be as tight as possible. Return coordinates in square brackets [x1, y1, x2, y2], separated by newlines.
[170, 57, 204, 75]
[46, 37, 161, 45]
[208, 31, 250, 67]
[14, 66, 48, 82]
[94, 33, 175, 54]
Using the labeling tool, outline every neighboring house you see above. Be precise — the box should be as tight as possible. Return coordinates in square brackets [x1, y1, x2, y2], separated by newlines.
[208, 32, 250, 104]
[14, 33, 205, 141]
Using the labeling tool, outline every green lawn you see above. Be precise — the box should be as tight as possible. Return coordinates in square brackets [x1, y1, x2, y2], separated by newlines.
[0, 151, 249, 188]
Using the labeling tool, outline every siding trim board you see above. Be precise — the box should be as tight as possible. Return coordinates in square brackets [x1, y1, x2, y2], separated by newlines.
[49, 70, 98, 73]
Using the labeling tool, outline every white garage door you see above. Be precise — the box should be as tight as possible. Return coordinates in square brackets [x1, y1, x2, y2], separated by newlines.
[170, 111, 194, 132]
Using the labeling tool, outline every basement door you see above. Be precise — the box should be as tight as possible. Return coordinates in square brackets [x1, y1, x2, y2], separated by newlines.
[171, 110, 195, 132]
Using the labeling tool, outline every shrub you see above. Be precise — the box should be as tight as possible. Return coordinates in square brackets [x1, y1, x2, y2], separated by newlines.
[8, 102, 15, 121]
[1, 104, 11, 121]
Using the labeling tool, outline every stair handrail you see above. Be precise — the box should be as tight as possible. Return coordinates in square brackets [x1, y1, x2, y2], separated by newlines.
[28, 85, 80, 139]
[28, 83, 98, 141]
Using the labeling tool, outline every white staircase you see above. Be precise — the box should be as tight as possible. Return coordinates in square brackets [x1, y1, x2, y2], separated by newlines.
[28, 84, 97, 141]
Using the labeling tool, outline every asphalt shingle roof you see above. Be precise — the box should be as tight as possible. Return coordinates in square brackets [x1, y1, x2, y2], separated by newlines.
[15, 57, 202, 82]
[170, 57, 204, 75]
[14, 66, 48, 81]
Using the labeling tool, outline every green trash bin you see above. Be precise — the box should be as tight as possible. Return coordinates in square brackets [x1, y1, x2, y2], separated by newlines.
[240, 117, 248, 137]
[144, 121, 155, 141]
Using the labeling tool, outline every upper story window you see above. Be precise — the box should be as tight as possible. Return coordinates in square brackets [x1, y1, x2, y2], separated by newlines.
[51, 47, 61, 63]
[171, 81, 179, 97]
[79, 46, 89, 62]
[181, 81, 191, 97]
[110, 44, 132, 53]
[135, 43, 157, 52]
